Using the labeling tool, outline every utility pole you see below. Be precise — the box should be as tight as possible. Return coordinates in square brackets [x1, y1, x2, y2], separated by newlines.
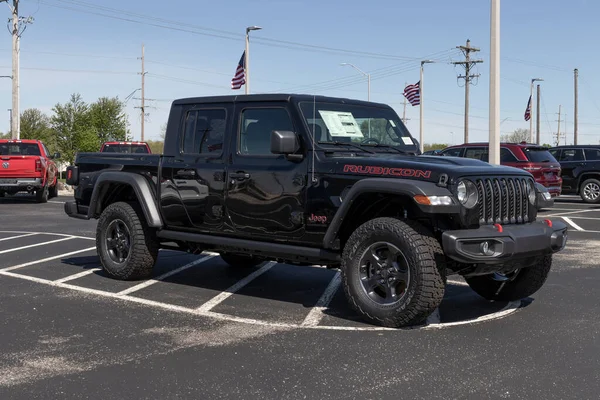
[3, 0, 33, 139]
[529, 78, 543, 142]
[7, 109, 11, 134]
[402, 83, 410, 124]
[136, 44, 147, 141]
[536, 84, 541, 144]
[488, 0, 500, 165]
[574, 68, 578, 145]
[555, 105, 562, 146]
[453, 39, 483, 143]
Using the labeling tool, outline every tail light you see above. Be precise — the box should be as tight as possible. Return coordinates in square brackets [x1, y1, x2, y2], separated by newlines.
[35, 159, 42, 172]
[67, 169, 72, 180]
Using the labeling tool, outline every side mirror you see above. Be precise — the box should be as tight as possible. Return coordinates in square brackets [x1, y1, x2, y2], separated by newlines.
[52, 152, 61, 160]
[271, 130, 300, 155]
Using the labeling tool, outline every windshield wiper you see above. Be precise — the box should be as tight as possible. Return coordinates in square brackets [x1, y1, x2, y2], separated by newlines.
[317, 141, 375, 154]
[361, 143, 411, 154]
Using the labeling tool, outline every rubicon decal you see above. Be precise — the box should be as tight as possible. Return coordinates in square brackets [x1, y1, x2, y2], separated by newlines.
[343, 164, 432, 178]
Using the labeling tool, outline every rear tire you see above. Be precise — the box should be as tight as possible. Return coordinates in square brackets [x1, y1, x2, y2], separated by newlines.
[48, 181, 58, 198]
[465, 255, 552, 301]
[219, 253, 263, 268]
[580, 178, 600, 204]
[96, 201, 158, 280]
[340, 217, 446, 328]
[35, 185, 48, 203]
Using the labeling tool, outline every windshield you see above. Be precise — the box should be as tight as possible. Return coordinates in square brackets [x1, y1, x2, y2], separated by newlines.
[298, 101, 418, 152]
[523, 147, 557, 163]
[0, 142, 41, 156]
[102, 144, 149, 154]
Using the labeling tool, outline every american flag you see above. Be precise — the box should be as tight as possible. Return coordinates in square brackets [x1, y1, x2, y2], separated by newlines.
[231, 51, 246, 90]
[524, 94, 532, 121]
[403, 81, 420, 106]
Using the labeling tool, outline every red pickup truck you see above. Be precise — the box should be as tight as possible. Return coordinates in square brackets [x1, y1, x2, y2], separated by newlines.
[0, 139, 60, 203]
[100, 141, 151, 154]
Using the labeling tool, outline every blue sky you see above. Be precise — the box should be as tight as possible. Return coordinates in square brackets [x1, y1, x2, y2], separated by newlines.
[1, 0, 598, 146]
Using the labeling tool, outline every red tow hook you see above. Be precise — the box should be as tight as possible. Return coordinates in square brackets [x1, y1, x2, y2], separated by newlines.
[493, 223, 503, 233]
[544, 219, 552, 227]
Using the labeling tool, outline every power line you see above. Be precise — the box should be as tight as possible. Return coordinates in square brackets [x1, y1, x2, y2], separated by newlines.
[0, 65, 136, 74]
[40, 0, 431, 61]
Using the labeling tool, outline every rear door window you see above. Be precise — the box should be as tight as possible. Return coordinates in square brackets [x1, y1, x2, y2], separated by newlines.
[464, 147, 488, 161]
[523, 147, 558, 163]
[500, 148, 518, 162]
[584, 148, 600, 160]
[557, 148, 584, 162]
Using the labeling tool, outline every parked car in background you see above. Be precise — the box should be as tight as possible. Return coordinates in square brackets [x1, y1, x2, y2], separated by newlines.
[100, 141, 151, 154]
[0, 139, 60, 203]
[440, 142, 563, 198]
[421, 149, 443, 155]
[548, 145, 600, 203]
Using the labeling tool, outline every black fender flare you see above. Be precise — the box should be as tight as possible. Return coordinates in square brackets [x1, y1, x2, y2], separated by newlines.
[88, 171, 163, 228]
[322, 178, 458, 249]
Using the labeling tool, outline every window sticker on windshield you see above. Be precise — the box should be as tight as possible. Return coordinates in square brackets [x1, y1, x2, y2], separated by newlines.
[401, 137, 413, 145]
[318, 110, 364, 138]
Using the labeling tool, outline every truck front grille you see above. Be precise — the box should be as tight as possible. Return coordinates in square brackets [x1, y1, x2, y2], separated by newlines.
[475, 177, 533, 225]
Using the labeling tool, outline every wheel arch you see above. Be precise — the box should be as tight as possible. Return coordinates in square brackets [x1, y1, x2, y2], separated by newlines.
[322, 178, 458, 250]
[88, 171, 163, 228]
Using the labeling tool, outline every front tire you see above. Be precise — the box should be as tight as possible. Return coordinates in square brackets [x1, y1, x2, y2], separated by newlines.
[465, 255, 552, 301]
[341, 217, 446, 328]
[96, 201, 158, 280]
[48, 181, 58, 198]
[580, 179, 600, 204]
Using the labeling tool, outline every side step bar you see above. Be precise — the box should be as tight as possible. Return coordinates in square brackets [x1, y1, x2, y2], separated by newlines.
[156, 229, 340, 263]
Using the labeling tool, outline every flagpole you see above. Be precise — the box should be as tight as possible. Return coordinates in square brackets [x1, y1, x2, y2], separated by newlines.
[419, 60, 434, 153]
[245, 26, 262, 94]
[529, 78, 543, 142]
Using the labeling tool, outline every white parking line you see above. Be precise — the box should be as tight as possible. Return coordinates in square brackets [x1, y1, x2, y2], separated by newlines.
[0, 247, 97, 271]
[301, 272, 341, 327]
[195, 261, 277, 312]
[54, 268, 102, 283]
[544, 209, 598, 217]
[0, 231, 94, 241]
[562, 217, 584, 231]
[0, 237, 75, 255]
[0, 233, 38, 242]
[116, 255, 216, 296]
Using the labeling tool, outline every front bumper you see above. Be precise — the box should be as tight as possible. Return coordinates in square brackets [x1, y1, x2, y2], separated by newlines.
[442, 220, 568, 264]
[0, 177, 43, 191]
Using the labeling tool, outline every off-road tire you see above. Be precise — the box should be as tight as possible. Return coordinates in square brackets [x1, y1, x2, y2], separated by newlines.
[465, 255, 552, 301]
[580, 178, 600, 204]
[96, 201, 158, 280]
[341, 217, 446, 328]
[48, 181, 58, 198]
[35, 185, 49, 203]
[219, 253, 263, 268]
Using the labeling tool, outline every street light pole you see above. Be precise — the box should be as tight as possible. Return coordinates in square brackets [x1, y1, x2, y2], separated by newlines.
[419, 60, 435, 154]
[245, 26, 262, 94]
[340, 63, 370, 101]
[489, 0, 500, 165]
[529, 78, 543, 142]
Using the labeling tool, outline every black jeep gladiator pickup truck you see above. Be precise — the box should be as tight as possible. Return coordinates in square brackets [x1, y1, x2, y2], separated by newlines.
[64, 94, 568, 328]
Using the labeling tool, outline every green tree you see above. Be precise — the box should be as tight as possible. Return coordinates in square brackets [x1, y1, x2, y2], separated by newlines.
[20, 108, 56, 152]
[0, 131, 10, 139]
[51, 93, 98, 164]
[501, 128, 530, 143]
[146, 139, 164, 154]
[159, 122, 167, 140]
[88, 96, 129, 143]
[423, 143, 448, 152]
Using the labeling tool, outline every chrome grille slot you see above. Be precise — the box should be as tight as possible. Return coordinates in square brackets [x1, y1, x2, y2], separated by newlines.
[474, 177, 532, 225]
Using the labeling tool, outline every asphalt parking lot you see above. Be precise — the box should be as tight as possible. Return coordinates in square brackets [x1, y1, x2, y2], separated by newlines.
[1, 194, 599, 399]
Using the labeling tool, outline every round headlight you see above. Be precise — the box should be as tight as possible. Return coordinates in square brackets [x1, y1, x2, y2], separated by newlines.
[457, 180, 478, 209]
[528, 180, 537, 205]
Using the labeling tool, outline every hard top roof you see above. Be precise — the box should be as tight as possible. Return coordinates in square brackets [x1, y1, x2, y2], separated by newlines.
[171, 93, 388, 108]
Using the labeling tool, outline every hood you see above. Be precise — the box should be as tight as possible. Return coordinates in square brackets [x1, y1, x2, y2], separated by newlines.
[320, 153, 532, 183]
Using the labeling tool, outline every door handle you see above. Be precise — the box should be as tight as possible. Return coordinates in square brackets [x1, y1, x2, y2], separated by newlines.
[177, 169, 196, 177]
[229, 172, 250, 180]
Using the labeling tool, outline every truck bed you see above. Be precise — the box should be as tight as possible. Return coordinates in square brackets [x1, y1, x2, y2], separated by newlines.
[75, 152, 162, 169]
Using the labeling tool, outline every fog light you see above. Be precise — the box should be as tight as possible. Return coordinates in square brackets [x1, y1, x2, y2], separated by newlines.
[480, 241, 494, 256]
